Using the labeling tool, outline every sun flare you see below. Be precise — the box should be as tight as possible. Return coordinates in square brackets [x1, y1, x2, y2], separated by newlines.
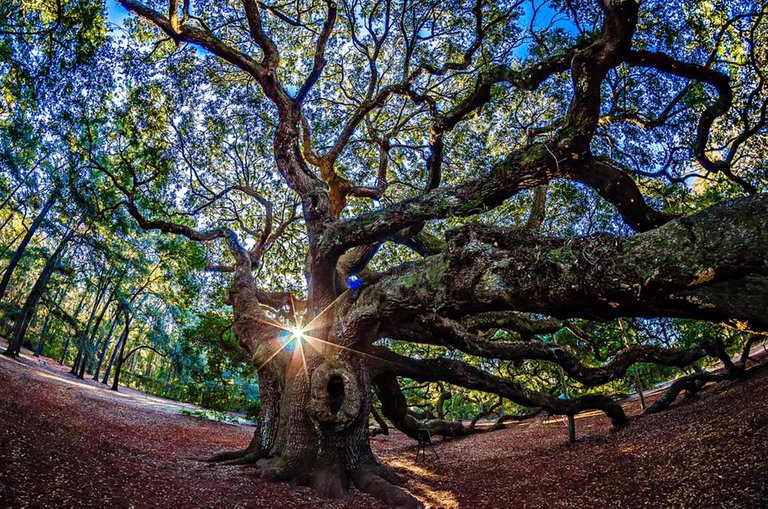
[290, 326, 306, 341]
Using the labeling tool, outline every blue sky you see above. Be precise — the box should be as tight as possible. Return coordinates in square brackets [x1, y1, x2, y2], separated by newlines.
[104, 1, 577, 42]
[106, 0, 129, 28]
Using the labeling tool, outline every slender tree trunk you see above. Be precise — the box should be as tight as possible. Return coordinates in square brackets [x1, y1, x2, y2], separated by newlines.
[4, 230, 70, 357]
[104, 316, 129, 385]
[59, 337, 71, 365]
[34, 311, 52, 357]
[71, 350, 82, 374]
[58, 291, 88, 365]
[85, 288, 118, 376]
[0, 227, 23, 260]
[553, 336, 576, 443]
[559, 366, 576, 443]
[144, 351, 155, 378]
[0, 190, 57, 301]
[618, 319, 646, 410]
[164, 358, 172, 384]
[110, 319, 131, 391]
[71, 273, 111, 377]
[33, 286, 67, 357]
[5, 304, 37, 357]
[76, 353, 88, 378]
[21, 303, 42, 350]
[59, 338, 69, 364]
[92, 308, 120, 380]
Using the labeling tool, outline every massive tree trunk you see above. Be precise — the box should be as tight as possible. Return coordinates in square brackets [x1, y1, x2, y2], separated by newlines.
[207, 261, 422, 508]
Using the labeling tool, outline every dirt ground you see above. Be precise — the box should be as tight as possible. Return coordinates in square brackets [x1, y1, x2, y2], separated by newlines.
[1, 345, 767, 508]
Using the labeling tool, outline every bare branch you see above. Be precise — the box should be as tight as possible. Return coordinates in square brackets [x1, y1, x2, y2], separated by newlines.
[625, 50, 756, 193]
[295, 0, 337, 104]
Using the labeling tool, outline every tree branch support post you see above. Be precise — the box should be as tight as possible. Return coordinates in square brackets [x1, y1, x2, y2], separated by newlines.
[619, 319, 646, 411]
[554, 335, 576, 443]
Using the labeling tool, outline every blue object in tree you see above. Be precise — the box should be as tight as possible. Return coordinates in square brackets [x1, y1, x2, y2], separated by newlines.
[346, 274, 363, 290]
[278, 329, 297, 352]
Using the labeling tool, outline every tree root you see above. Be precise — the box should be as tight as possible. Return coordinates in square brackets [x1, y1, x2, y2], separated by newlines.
[312, 467, 349, 499]
[644, 372, 730, 414]
[205, 449, 251, 463]
[645, 336, 763, 414]
[492, 408, 542, 430]
[255, 456, 298, 482]
[352, 464, 422, 508]
[218, 451, 263, 466]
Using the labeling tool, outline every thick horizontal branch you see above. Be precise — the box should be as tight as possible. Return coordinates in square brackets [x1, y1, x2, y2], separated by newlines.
[318, 144, 557, 258]
[396, 314, 714, 386]
[370, 346, 627, 424]
[458, 312, 564, 338]
[320, 144, 671, 259]
[360, 193, 768, 330]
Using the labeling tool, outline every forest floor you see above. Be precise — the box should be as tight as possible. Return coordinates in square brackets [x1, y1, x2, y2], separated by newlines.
[1, 343, 767, 508]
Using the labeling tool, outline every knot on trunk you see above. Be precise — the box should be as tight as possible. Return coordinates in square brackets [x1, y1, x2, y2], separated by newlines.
[308, 361, 362, 430]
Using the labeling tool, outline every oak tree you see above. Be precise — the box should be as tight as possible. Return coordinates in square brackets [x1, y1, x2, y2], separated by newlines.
[84, 0, 768, 505]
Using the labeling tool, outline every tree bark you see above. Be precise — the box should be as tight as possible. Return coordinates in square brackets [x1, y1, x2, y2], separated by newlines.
[206, 272, 422, 508]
